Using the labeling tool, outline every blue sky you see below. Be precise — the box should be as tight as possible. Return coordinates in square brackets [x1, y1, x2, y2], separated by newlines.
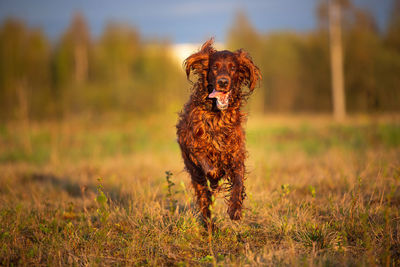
[0, 0, 394, 43]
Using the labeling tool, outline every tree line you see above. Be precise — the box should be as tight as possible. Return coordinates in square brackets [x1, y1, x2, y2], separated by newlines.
[0, 1, 399, 121]
[0, 12, 186, 121]
[227, 1, 400, 114]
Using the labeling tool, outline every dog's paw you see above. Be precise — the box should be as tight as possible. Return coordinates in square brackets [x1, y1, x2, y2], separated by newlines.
[227, 205, 242, 220]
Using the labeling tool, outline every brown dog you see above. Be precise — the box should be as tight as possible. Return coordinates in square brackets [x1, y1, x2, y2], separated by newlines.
[176, 38, 261, 222]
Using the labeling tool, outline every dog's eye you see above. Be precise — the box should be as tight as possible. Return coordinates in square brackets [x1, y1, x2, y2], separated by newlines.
[212, 65, 218, 71]
[231, 66, 236, 71]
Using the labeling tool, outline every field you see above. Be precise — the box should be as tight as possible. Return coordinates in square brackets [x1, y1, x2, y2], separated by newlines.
[0, 114, 399, 266]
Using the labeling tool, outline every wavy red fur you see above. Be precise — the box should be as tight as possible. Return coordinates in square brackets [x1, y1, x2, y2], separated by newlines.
[177, 38, 261, 223]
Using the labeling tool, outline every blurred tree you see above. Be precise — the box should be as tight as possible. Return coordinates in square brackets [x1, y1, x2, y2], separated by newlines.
[54, 12, 90, 86]
[92, 24, 184, 114]
[386, 0, 400, 53]
[53, 12, 91, 114]
[316, 0, 400, 113]
[95, 23, 140, 83]
[329, 0, 347, 121]
[298, 32, 332, 112]
[227, 11, 265, 113]
[344, 8, 381, 112]
[380, 0, 400, 110]
[0, 19, 51, 120]
[227, 11, 262, 56]
[129, 39, 187, 114]
[133, 41, 175, 112]
[0, 19, 26, 119]
[86, 23, 140, 111]
[68, 12, 90, 84]
[92, 24, 182, 113]
[262, 33, 303, 112]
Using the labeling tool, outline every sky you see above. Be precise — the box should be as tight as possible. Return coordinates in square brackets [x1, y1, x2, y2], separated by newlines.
[0, 0, 394, 44]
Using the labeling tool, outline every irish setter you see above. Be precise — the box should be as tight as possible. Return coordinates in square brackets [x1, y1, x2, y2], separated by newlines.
[176, 38, 261, 222]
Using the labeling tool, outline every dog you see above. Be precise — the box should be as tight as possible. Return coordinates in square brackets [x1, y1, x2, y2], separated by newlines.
[176, 38, 261, 222]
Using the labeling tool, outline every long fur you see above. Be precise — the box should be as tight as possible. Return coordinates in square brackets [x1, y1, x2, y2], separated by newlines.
[176, 38, 261, 222]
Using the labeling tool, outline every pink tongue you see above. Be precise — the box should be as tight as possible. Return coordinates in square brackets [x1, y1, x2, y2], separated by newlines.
[208, 89, 228, 102]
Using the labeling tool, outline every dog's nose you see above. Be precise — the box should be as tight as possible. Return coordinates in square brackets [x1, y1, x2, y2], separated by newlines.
[217, 78, 229, 88]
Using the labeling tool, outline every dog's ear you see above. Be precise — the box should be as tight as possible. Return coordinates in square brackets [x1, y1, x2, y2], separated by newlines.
[184, 38, 216, 81]
[235, 49, 262, 96]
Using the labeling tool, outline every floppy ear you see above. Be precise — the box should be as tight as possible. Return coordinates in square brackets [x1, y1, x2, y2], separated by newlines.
[235, 49, 262, 96]
[184, 38, 216, 81]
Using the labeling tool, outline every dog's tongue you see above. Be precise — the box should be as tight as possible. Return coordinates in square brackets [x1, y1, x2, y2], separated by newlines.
[208, 89, 229, 110]
[209, 89, 229, 102]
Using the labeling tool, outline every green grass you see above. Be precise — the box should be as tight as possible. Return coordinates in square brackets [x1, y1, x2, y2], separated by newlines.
[0, 114, 399, 265]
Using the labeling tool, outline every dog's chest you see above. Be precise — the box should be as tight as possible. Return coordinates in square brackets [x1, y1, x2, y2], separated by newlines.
[195, 113, 239, 152]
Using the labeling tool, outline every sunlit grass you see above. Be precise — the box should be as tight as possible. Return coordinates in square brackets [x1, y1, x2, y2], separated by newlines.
[0, 114, 399, 265]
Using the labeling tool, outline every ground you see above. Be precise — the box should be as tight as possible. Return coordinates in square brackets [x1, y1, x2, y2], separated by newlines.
[0, 114, 399, 266]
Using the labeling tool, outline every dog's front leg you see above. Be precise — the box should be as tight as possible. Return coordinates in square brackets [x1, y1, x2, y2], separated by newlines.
[227, 164, 245, 220]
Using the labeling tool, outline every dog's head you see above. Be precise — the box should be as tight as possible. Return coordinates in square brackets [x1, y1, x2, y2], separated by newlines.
[184, 38, 261, 110]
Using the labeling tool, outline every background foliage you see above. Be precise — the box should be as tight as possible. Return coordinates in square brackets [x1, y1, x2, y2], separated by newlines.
[0, 2, 399, 122]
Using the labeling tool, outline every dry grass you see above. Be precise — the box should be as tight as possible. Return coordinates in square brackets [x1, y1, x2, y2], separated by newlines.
[0, 114, 399, 266]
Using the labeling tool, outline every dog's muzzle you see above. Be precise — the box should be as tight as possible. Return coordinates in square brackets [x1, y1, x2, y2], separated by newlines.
[208, 89, 230, 110]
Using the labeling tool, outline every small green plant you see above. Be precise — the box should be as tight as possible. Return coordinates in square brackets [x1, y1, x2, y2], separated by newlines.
[95, 178, 110, 224]
[280, 183, 291, 197]
[199, 255, 215, 263]
[206, 179, 217, 267]
[206, 179, 216, 215]
[308, 185, 316, 198]
[165, 171, 178, 212]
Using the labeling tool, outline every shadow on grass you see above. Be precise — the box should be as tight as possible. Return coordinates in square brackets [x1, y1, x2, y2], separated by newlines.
[20, 172, 132, 207]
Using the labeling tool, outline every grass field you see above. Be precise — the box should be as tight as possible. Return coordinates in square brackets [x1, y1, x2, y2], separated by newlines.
[0, 114, 399, 266]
